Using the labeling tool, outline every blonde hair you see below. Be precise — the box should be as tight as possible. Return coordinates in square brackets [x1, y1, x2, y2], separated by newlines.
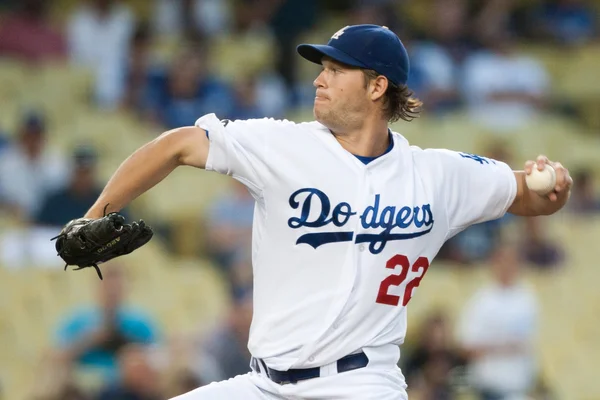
[362, 69, 422, 122]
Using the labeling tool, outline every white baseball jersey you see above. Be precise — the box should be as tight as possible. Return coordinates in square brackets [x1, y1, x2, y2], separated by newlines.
[195, 113, 517, 372]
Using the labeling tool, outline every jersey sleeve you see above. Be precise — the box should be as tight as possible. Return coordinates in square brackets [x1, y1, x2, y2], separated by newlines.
[195, 113, 292, 193]
[432, 149, 517, 238]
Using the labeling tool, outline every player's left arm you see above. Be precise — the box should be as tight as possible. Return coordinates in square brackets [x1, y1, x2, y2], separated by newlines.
[508, 155, 573, 217]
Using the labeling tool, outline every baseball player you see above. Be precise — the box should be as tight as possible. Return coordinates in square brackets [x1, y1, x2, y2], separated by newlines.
[76, 25, 572, 399]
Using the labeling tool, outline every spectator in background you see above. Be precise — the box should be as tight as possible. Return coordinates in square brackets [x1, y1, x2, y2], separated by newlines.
[520, 217, 564, 269]
[228, 248, 254, 302]
[230, 76, 265, 120]
[199, 0, 289, 116]
[402, 312, 465, 400]
[437, 217, 505, 265]
[152, 0, 232, 39]
[350, 0, 401, 30]
[205, 180, 255, 272]
[34, 145, 129, 228]
[251, 71, 289, 119]
[229, 72, 288, 120]
[266, 0, 318, 91]
[0, 126, 9, 153]
[409, 0, 471, 114]
[122, 23, 154, 115]
[0, 0, 66, 63]
[54, 266, 159, 385]
[96, 344, 163, 400]
[461, 24, 550, 131]
[143, 42, 234, 129]
[67, 0, 135, 108]
[193, 292, 253, 383]
[0, 111, 69, 220]
[568, 168, 600, 213]
[457, 243, 539, 400]
[533, 0, 597, 46]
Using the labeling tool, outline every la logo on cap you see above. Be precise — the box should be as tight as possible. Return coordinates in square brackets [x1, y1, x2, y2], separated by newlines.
[331, 26, 348, 40]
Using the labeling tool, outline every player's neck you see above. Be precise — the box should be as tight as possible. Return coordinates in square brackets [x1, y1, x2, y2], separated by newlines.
[332, 119, 390, 158]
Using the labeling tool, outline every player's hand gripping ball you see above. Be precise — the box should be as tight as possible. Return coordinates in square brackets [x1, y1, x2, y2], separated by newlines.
[51, 209, 153, 279]
[524, 155, 573, 201]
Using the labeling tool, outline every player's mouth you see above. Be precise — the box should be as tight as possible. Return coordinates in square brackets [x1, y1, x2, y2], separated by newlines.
[315, 92, 329, 101]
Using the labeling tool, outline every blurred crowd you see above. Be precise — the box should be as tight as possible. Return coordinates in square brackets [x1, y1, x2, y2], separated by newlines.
[402, 243, 545, 400]
[0, 0, 599, 399]
[25, 241, 548, 400]
[28, 265, 254, 400]
[0, 0, 599, 128]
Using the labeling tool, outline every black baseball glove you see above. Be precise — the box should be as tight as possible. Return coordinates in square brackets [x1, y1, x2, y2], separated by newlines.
[51, 211, 153, 279]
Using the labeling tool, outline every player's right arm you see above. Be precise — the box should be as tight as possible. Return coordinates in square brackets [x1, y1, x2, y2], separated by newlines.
[428, 149, 517, 239]
[84, 126, 208, 219]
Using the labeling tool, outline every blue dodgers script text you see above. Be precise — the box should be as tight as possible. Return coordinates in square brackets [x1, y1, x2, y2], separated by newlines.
[288, 188, 434, 254]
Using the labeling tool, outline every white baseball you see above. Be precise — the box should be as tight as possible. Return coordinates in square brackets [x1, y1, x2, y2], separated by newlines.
[525, 164, 556, 195]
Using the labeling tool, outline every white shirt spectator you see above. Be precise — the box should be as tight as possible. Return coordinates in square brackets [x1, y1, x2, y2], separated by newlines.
[457, 281, 539, 396]
[67, 2, 134, 108]
[462, 50, 549, 130]
[0, 145, 69, 218]
[411, 42, 457, 93]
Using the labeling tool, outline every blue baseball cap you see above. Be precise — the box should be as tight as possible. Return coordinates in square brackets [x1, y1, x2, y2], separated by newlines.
[297, 24, 410, 86]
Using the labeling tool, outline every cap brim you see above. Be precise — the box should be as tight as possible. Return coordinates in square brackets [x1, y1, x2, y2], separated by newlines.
[297, 44, 368, 69]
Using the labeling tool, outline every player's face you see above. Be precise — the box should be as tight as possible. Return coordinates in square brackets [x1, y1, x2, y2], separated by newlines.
[313, 58, 370, 132]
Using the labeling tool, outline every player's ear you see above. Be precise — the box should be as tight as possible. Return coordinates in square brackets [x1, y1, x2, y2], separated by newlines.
[369, 75, 388, 102]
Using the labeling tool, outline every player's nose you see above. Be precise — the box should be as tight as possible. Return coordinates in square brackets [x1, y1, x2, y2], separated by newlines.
[313, 70, 326, 89]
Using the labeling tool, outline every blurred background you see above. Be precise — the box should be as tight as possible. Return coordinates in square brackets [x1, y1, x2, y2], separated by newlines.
[0, 0, 599, 399]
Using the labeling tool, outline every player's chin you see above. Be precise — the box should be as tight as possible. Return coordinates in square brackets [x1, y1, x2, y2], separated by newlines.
[313, 103, 327, 121]
[313, 105, 320, 120]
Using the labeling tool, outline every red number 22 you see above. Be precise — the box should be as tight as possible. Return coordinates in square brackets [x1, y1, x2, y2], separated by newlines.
[376, 255, 430, 307]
